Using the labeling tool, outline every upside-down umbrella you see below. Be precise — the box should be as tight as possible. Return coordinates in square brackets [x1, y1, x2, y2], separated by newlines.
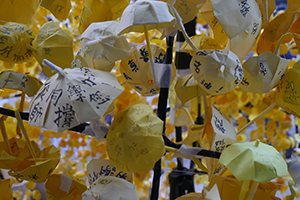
[0, 22, 35, 63]
[45, 174, 87, 200]
[80, 21, 131, 72]
[120, 43, 166, 96]
[40, 0, 71, 21]
[219, 140, 287, 200]
[0, 71, 42, 97]
[239, 51, 289, 93]
[0, 0, 39, 25]
[28, 59, 123, 133]
[190, 49, 243, 95]
[30, 21, 74, 77]
[106, 104, 165, 172]
[79, 0, 130, 33]
[82, 176, 139, 200]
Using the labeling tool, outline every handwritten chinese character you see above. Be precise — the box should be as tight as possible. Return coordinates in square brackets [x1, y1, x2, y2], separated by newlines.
[79, 67, 92, 76]
[251, 23, 259, 35]
[82, 76, 96, 87]
[259, 62, 267, 76]
[215, 139, 225, 152]
[123, 72, 132, 80]
[155, 52, 165, 63]
[239, 0, 250, 17]
[213, 114, 226, 133]
[234, 61, 243, 84]
[139, 48, 149, 62]
[30, 103, 43, 122]
[0, 37, 8, 44]
[20, 75, 28, 88]
[24, 49, 33, 59]
[211, 17, 218, 27]
[0, 26, 11, 35]
[134, 85, 142, 91]
[54, 103, 75, 127]
[176, 0, 191, 15]
[194, 60, 201, 73]
[90, 91, 110, 108]
[28, 174, 39, 180]
[67, 85, 86, 102]
[0, 46, 13, 58]
[128, 59, 139, 72]
[241, 77, 250, 86]
[44, 48, 51, 56]
[201, 80, 212, 89]
[46, 89, 63, 106]
[54, 4, 64, 14]
[13, 54, 24, 62]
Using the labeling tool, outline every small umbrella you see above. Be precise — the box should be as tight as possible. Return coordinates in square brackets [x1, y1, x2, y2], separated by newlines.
[120, 43, 166, 96]
[106, 104, 165, 172]
[45, 174, 87, 200]
[82, 176, 139, 200]
[239, 51, 289, 93]
[0, 22, 35, 63]
[219, 140, 288, 200]
[190, 49, 244, 95]
[0, 0, 39, 25]
[0, 71, 42, 97]
[211, 0, 261, 39]
[79, 0, 130, 33]
[40, 0, 71, 21]
[30, 21, 74, 77]
[80, 21, 131, 72]
[28, 59, 123, 133]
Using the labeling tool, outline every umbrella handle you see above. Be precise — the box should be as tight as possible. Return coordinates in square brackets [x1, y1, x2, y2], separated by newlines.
[0, 116, 12, 154]
[247, 181, 259, 200]
[42, 59, 67, 76]
[262, 0, 268, 28]
[16, 92, 25, 138]
[15, 109, 37, 161]
[274, 33, 300, 56]
[143, 25, 153, 59]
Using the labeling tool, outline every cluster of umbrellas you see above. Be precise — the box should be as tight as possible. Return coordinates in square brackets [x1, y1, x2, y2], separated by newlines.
[1, 0, 300, 199]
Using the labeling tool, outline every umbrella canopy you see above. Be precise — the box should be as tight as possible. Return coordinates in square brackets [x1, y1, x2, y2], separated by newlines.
[31, 21, 74, 77]
[82, 176, 139, 200]
[45, 174, 87, 200]
[175, 185, 221, 200]
[117, 0, 176, 35]
[0, 71, 43, 97]
[0, 22, 35, 63]
[28, 60, 123, 133]
[239, 51, 289, 93]
[80, 21, 131, 72]
[0, 0, 39, 25]
[219, 140, 288, 183]
[106, 104, 165, 172]
[79, 0, 130, 33]
[120, 43, 166, 96]
[40, 0, 71, 21]
[276, 60, 300, 118]
[190, 49, 243, 95]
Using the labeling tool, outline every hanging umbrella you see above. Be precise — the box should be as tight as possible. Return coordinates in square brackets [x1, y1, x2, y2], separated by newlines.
[120, 43, 166, 96]
[106, 104, 165, 172]
[80, 21, 131, 72]
[28, 59, 123, 133]
[0, 0, 39, 25]
[190, 49, 244, 95]
[30, 21, 74, 77]
[239, 51, 289, 93]
[82, 176, 139, 200]
[0, 71, 42, 97]
[79, 0, 130, 33]
[45, 174, 87, 200]
[219, 140, 287, 200]
[0, 22, 35, 63]
[40, 0, 71, 21]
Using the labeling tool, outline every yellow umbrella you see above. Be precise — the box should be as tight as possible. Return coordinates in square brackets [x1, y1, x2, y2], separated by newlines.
[190, 49, 244, 95]
[175, 185, 221, 200]
[106, 104, 165, 172]
[0, 179, 13, 200]
[0, 0, 39, 25]
[219, 140, 287, 200]
[172, 0, 206, 24]
[80, 21, 131, 72]
[0, 71, 43, 97]
[28, 59, 123, 133]
[30, 21, 74, 77]
[79, 0, 130, 33]
[0, 22, 35, 63]
[45, 174, 87, 200]
[82, 176, 139, 200]
[40, 0, 71, 21]
[239, 51, 289, 93]
[120, 43, 166, 96]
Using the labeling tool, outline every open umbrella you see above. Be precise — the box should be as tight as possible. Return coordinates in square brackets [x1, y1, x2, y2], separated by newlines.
[219, 140, 287, 200]
[40, 0, 71, 21]
[28, 59, 123, 133]
[45, 174, 87, 200]
[0, 71, 42, 97]
[190, 49, 244, 95]
[80, 21, 131, 72]
[0, 22, 35, 63]
[79, 0, 130, 33]
[0, 0, 39, 25]
[239, 51, 289, 93]
[106, 104, 165, 172]
[30, 21, 74, 77]
[82, 176, 139, 200]
[120, 43, 166, 96]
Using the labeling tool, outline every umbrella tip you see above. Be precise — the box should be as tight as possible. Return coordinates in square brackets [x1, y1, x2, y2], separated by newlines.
[255, 139, 260, 147]
[42, 59, 66, 76]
